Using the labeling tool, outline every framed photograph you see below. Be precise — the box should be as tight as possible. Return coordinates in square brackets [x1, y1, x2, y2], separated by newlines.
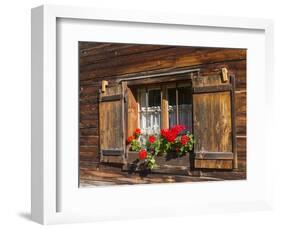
[31, 5, 274, 225]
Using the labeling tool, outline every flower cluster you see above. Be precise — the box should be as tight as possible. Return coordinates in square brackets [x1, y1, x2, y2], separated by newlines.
[126, 126, 194, 170]
[126, 128, 142, 144]
[160, 125, 186, 143]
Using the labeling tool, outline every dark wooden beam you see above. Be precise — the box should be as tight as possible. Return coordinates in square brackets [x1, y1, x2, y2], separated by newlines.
[192, 84, 232, 93]
[99, 94, 122, 102]
[101, 149, 123, 156]
[195, 152, 234, 160]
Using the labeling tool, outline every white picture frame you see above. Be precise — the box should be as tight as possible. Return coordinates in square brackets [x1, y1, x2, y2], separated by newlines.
[31, 4, 274, 225]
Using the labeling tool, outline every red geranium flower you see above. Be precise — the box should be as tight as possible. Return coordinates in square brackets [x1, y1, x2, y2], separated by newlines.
[126, 135, 134, 144]
[180, 135, 190, 145]
[135, 128, 141, 136]
[138, 149, 147, 160]
[171, 125, 186, 135]
[161, 128, 177, 142]
[148, 135, 156, 143]
[166, 131, 177, 142]
[160, 128, 169, 138]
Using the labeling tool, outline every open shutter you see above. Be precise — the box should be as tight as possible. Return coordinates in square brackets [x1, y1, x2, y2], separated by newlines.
[125, 85, 138, 138]
[192, 73, 237, 169]
[99, 84, 126, 164]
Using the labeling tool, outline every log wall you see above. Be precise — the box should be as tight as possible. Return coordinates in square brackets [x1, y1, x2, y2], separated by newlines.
[79, 42, 246, 175]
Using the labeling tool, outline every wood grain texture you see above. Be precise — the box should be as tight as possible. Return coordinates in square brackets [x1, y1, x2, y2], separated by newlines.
[99, 85, 125, 163]
[192, 74, 234, 169]
[80, 46, 246, 80]
[79, 42, 246, 176]
[235, 91, 246, 136]
[194, 160, 233, 169]
[161, 86, 169, 129]
[126, 151, 191, 175]
[193, 91, 232, 153]
[126, 87, 138, 137]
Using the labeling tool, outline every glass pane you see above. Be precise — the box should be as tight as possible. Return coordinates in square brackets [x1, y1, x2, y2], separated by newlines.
[168, 88, 177, 128]
[178, 87, 192, 105]
[178, 87, 192, 132]
[138, 88, 161, 136]
[139, 88, 147, 111]
[147, 89, 161, 135]
[148, 89, 161, 107]
[138, 88, 147, 135]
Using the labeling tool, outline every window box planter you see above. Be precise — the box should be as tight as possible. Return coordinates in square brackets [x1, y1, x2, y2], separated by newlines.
[124, 151, 191, 175]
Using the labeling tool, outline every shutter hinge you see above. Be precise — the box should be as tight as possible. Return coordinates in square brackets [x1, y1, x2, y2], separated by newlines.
[101, 80, 108, 93]
[221, 68, 228, 83]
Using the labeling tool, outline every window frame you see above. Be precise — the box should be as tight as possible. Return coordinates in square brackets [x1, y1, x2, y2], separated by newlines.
[136, 80, 193, 133]
[137, 85, 162, 136]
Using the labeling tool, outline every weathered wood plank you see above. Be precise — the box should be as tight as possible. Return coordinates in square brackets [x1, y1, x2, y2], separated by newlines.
[200, 60, 246, 90]
[99, 85, 125, 163]
[80, 119, 98, 129]
[193, 84, 232, 93]
[99, 94, 122, 102]
[192, 74, 234, 169]
[126, 151, 190, 174]
[80, 44, 171, 65]
[79, 60, 246, 91]
[237, 136, 246, 157]
[101, 149, 123, 156]
[80, 127, 98, 136]
[80, 48, 246, 80]
[235, 91, 246, 136]
[127, 151, 190, 167]
[80, 136, 99, 145]
[126, 87, 138, 137]
[80, 146, 99, 162]
[194, 160, 233, 169]
[125, 73, 192, 86]
[193, 91, 233, 153]
[200, 170, 246, 180]
[80, 96, 99, 105]
[99, 101, 123, 149]
[79, 42, 111, 51]
[80, 104, 98, 116]
[80, 85, 100, 97]
[161, 86, 169, 129]
[80, 145, 98, 153]
[195, 152, 233, 160]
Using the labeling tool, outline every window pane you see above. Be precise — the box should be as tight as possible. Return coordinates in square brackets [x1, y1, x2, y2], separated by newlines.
[148, 89, 161, 107]
[138, 88, 147, 135]
[178, 87, 192, 132]
[147, 89, 161, 135]
[168, 88, 177, 128]
[138, 89, 161, 136]
[178, 87, 192, 105]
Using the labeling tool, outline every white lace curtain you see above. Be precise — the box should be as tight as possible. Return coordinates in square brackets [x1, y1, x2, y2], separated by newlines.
[139, 88, 161, 136]
[138, 85, 192, 136]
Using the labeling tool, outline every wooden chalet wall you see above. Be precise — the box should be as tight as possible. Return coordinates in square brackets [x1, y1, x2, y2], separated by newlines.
[79, 42, 246, 176]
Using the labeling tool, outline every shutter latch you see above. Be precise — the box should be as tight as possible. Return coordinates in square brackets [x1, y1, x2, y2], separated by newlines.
[221, 68, 228, 83]
[101, 80, 108, 93]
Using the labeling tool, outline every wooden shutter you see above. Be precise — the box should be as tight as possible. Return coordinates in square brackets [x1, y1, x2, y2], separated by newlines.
[192, 74, 237, 169]
[125, 85, 138, 138]
[99, 84, 126, 164]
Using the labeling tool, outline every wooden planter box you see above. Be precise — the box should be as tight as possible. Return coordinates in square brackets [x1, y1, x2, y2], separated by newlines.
[124, 151, 191, 175]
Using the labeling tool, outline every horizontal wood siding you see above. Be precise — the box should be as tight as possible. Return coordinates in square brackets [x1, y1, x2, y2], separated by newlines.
[79, 42, 246, 176]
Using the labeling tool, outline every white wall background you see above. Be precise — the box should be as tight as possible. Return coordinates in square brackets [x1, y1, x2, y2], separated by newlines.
[0, 0, 280, 229]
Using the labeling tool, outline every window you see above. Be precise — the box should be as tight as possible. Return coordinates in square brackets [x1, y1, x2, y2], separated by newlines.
[138, 82, 193, 135]
[138, 88, 161, 136]
[167, 85, 193, 132]
[99, 73, 237, 170]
